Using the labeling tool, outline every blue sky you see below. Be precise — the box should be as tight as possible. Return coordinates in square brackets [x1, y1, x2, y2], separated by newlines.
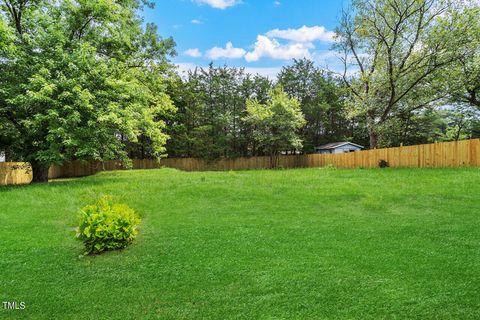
[144, 0, 349, 78]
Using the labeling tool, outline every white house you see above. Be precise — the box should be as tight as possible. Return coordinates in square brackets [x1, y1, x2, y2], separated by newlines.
[0, 151, 5, 162]
[315, 142, 364, 154]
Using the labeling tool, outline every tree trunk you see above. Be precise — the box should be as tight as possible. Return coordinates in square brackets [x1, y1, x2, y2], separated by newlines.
[368, 128, 378, 149]
[31, 162, 49, 183]
[366, 111, 379, 149]
[454, 122, 464, 141]
[270, 152, 279, 169]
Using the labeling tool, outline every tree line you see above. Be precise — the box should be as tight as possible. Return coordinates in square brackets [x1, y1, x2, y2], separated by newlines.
[159, 61, 355, 160]
[156, 55, 478, 160]
[1, 0, 479, 181]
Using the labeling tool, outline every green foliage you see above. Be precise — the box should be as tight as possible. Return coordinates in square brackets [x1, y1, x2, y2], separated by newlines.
[375, 105, 480, 147]
[336, 0, 471, 148]
[443, 6, 480, 108]
[376, 108, 445, 147]
[165, 64, 273, 159]
[166, 60, 354, 158]
[244, 87, 306, 167]
[439, 105, 480, 141]
[76, 196, 141, 254]
[0, 0, 176, 181]
[278, 59, 351, 152]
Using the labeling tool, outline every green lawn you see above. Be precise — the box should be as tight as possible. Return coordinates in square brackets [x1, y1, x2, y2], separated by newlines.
[1, 168, 480, 319]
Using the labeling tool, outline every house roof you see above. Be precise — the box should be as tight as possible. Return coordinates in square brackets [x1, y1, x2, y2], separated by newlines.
[315, 142, 365, 150]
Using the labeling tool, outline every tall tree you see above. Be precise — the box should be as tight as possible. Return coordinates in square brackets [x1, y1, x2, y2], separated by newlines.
[444, 6, 480, 109]
[0, 0, 176, 181]
[166, 65, 273, 159]
[278, 59, 350, 151]
[336, 0, 469, 148]
[238, 74, 273, 156]
[243, 87, 306, 168]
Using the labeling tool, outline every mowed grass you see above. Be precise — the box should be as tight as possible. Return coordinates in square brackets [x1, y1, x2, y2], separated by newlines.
[1, 168, 480, 319]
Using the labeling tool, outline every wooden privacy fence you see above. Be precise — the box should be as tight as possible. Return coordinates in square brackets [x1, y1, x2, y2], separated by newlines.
[160, 139, 480, 171]
[47, 159, 161, 179]
[1, 139, 479, 186]
[0, 162, 32, 186]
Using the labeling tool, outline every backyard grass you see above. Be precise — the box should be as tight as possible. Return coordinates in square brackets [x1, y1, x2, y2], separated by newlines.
[1, 167, 480, 319]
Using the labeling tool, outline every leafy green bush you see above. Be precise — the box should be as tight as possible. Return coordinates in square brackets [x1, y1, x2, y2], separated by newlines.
[76, 196, 141, 254]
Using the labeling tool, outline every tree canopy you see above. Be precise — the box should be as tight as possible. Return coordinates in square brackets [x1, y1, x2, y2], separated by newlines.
[0, 0, 176, 181]
[244, 87, 306, 167]
[336, 0, 472, 148]
[278, 59, 351, 152]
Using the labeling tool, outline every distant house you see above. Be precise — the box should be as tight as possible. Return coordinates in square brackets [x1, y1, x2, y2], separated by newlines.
[0, 151, 5, 162]
[315, 142, 364, 154]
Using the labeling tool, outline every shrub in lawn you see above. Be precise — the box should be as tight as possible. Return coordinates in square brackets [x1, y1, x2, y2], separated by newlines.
[379, 160, 390, 168]
[76, 196, 141, 254]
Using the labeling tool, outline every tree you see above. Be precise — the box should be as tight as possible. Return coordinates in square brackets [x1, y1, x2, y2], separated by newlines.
[278, 58, 350, 152]
[444, 6, 480, 109]
[336, 0, 469, 148]
[166, 65, 244, 159]
[165, 65, 273, 159]
[376, 108, 445, 146]
[0, 0, 176, 181]
[439, 105, 480, 141]
[452, 53, 480, 109]
[243, 87, 306, 168]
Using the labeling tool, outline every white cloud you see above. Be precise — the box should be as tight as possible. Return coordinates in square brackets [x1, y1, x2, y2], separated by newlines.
[245, 35, 313, 62]
[206, 42, 246, 60]
[266, 25, 336, 43]
[241, 25, 336, 62]
[191, 19, 203, 24]
[273, 1, 281, 5]
[181, 24, 339, 66]
[184, 48, 202, 58]
[193, 0, 241, 9]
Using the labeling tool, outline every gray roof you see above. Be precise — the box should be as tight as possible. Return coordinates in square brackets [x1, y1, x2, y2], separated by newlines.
[315, 142, 365, 150]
